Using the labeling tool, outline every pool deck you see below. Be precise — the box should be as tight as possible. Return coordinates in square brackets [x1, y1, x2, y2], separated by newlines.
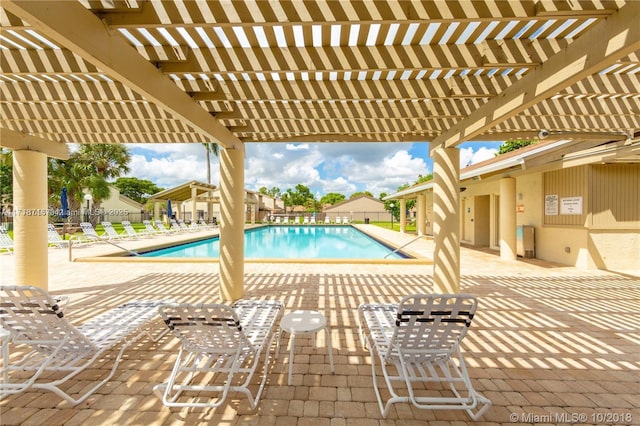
[0, 225, 638, 425]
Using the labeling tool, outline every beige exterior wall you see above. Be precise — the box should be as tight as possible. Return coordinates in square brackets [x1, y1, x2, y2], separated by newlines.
[100, 186, 144, 214]
[538, 226, 591, 268]
[419, 163, 638, 272]
[543, 166, 589, 227]
[82, 185, 145, 223]
[586, 164, 639, 270]
[589, 230, 640, 270]
[324, 196, 386, 222]
[589, 164, 639, 228]
[516, 173, 544, 228]
[539, 164, 639, 270]
[425, 197, 434, 235]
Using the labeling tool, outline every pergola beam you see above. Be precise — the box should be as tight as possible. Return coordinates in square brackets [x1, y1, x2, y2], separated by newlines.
[429, 1, 640, 153]
[2, 0, 241, 149]
[100, 2, 612, 27]
[157, 41, 544, 75]
[0, 128, 68, 159]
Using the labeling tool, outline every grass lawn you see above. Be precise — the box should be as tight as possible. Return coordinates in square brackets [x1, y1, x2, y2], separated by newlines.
[369, 221, 416, 233]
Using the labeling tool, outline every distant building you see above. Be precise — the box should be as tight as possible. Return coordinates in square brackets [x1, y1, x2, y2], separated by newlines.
[84, 185, 146, 223]
[324, 195, 387, 222]
[148, 180, 284, 224]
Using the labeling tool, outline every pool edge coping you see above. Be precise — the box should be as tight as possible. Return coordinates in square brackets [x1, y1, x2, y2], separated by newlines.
[71, 224, 433, 264]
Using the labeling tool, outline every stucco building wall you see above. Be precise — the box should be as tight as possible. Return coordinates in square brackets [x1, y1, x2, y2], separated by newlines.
[415, 163, 638, 271]
[324, 195, 386, 222]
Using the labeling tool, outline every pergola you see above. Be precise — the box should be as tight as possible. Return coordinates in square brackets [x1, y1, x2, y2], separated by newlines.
[148, 180, 259, 222]
[147, 180, 217, 222]
[1, 1, 638, 299]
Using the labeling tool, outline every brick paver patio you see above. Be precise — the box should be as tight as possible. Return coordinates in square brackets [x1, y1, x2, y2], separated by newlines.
[0, 227, 638, 425]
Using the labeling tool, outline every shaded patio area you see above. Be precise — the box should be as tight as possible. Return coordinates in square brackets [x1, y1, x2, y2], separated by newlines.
[1, 242, 638, 425]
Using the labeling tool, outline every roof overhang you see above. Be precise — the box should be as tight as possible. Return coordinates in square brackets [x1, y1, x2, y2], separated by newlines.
[385, 136, 640, 200]
[149, 181, 217, 202]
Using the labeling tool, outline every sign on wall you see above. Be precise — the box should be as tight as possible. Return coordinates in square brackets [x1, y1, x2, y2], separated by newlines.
[560, 196, 583, 215]
[544, 194, 558, 215]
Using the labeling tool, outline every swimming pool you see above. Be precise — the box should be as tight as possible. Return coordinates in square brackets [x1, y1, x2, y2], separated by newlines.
[141, 226, 407, 259]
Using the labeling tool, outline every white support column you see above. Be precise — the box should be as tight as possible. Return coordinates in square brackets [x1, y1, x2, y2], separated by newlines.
[13, 150, 48, 289]
[219, 146, 245, 301]
[399, 199, 407, 233]
[417, 193, 426, 236]
[154, 202, 160, 221]
[191, 187, 198, 223]
[500, 177, 517, 260]
[432, 146, 461, 294]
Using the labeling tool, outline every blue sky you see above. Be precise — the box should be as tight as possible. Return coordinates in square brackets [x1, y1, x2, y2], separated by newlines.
[125, 141, 503, 198]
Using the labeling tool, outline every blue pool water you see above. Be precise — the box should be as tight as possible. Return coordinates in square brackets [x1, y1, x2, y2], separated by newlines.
[141, 226, 406, 259]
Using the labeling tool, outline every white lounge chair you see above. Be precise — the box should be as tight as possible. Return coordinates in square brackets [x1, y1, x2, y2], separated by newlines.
[303, 216, 310, 224]
[275, 216, 282, 224]
[335, 216, 341, 225]
[0, 225, 13, 255]
[47, 223, 69, 248]
[324, 216, 330, 224]
[343, 216, 349, 224]
[177, 219, 198, 232]
[169, 219, 185, 233]
[282, 216, 289, 224]
[0, 285, 172, 405]
[358, 293, 491, 420]
[143, 220, 160, 235]
[154, 299, 284, 409]
[80, 222, 107, 242]
[154, 220, 174, 234]
[198, 218, 217, 229]
[101, 221, 127, 240]
[121, 220, 151, 238]
[176, 219, 189, 231]
[310, 216, 316, 224]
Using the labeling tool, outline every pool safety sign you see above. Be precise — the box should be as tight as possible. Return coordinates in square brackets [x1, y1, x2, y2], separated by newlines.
[544, 195, 558, 215]
[560, 197, 583, 215]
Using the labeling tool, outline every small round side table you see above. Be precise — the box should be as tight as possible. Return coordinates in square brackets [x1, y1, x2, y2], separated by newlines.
[278, 310, 335, 385]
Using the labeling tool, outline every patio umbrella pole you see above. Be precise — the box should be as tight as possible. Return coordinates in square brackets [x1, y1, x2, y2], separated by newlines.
[60, 187, 70, 241]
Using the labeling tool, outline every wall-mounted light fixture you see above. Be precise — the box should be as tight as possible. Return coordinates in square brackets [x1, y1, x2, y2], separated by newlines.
[538, 129, 550, 139]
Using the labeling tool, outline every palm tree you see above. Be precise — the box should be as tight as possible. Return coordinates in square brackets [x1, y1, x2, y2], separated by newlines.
[76, 145, 130, 218]
[0, 150, 13, 220]
[77, 144, 131, 180]
[49, 145, 131, 225]
[203, 143, 219, 222]
[202, 143, 219, 184]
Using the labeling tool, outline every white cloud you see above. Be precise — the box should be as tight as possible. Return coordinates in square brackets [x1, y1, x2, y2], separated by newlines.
[336, 149, 428, 197]
[322, 176, 357, 194]
[459, 146, 498, 168]
[125, 143, 215, 189]
[123, 141, 480, 198]
[245, 143, 323, 191]
[285, 143, 310, 151]
[245, 143, 429, 196]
